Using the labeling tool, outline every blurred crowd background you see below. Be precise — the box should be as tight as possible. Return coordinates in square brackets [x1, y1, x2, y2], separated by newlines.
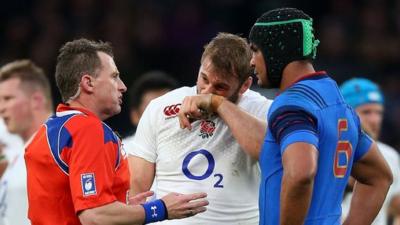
[0, 0, 399, 150]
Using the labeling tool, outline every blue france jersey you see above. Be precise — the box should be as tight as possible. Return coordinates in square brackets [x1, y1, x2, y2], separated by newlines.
[259, 72, 373, 225]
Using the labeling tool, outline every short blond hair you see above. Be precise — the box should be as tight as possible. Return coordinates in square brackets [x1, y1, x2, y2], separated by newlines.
[0, 59, 53, 110]
[201, 32, 252, 84]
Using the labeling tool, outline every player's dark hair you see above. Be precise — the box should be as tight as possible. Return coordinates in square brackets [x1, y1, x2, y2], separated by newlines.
[129, 71, 178, 110]
[55, 38, 113, 102]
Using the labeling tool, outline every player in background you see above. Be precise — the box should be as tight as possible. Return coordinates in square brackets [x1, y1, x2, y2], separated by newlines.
[0, 120, 14, 180]
[0, 60, 53, 225]
[0, 119, 23, 180]
[24, 38, 208, 225]
[128, 32, 272, 225]
[178, 8, 393, 225]
[340, 78, 400, 225]
[123, 70, 178, 153]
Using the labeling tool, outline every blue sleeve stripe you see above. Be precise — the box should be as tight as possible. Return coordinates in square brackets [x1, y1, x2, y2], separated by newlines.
[288, 84, 327, 108]
[286, 88, 323, 108]
[270, 110, 317, 144]
[276, 120, 317, 143]
[296, 84, 327, 107]
[271, 111, 300, 127]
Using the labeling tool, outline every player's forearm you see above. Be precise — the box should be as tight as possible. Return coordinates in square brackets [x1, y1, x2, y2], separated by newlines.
[343, 181, 390, 225]
[128, 156, 155, 196]
[345, 143, 393, 224]
[280, 173, 314, 225]
[280, 143, 317, 224]
[80, 192, 208, 225]
[215, 97, 266, 160]
[130, 177, 152, 197]
[79, 201, 146, 225]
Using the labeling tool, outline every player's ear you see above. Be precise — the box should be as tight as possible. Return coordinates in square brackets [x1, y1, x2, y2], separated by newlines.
[30, 91, 46, 110]
[239, 76, 252, 95]
[81, 74, 95, 93]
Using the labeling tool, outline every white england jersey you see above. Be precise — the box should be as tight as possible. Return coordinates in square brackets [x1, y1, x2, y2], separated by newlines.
[129, 86, 271, 225]
[342, 141, 400, 225]
[123, 134, 158, 200]
[0, 119, 29, 225]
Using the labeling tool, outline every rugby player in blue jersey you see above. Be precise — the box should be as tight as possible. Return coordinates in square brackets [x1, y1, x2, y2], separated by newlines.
[178, 7, 392, 225]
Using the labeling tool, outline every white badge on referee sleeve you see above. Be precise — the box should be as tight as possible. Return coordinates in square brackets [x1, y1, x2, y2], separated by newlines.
[81, 173, 97, 196]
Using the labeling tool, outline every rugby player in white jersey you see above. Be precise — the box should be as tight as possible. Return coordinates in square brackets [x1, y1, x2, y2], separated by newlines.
[127, 32, 272, 224]
[340, 78, 400, 225]
[0, 60, 53, 225]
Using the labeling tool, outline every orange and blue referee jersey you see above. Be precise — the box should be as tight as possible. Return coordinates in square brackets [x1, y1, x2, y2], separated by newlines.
[25, 104, 130, 225]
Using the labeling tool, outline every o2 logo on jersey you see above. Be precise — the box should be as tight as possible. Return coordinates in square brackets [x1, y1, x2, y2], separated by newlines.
[182, 149, 223, 188]
[81, 173, 97, 196]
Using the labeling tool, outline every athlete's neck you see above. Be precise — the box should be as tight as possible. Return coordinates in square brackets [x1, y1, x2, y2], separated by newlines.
[279, 61, 316, 91]
[21, 111, 52, 143]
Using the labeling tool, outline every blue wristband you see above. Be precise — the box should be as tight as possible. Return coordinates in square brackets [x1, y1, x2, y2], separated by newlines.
[142, 199, 167, 224]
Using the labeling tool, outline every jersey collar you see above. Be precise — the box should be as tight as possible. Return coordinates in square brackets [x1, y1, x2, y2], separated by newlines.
[56, 104, 98, 119]
[291, 71, 327, 85]
[277, 71, 327, 96]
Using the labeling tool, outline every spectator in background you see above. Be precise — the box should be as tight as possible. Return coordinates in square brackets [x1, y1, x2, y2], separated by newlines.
[0, 59, 53, 225]
[341, 78, 400, 225]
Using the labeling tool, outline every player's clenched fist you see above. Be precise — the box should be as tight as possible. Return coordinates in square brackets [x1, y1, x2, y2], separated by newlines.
[178, 94, 224, 130]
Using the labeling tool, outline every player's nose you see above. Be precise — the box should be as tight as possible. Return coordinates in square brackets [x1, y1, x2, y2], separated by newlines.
[250, 55, 256, 67]
[118, 79, 127, 93]
[200, 85, 215, 94]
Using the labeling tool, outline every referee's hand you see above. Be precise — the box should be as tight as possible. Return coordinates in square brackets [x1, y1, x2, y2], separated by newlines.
[162, 192, 208, 219]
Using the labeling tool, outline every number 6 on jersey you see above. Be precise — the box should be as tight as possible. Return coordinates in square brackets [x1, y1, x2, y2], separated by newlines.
[333, 119, 353, 178]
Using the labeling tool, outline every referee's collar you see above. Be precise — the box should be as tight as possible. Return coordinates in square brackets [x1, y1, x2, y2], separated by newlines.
[56, 104, 98, 119]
